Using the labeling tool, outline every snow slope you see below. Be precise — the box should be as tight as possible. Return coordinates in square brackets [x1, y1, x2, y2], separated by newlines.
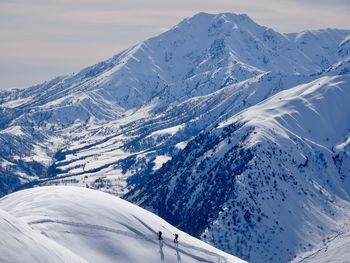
[0, 186, 245, 263]
[128, 74, 350, 262]
[294, 228, 350, 263]
[0, 209, 87, 263]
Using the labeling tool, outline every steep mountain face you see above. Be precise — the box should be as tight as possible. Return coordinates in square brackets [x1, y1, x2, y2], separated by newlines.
[32, 72, 310, 196]
[0, 11, 350, 262]
[1, 12, 349, 197]
[0, 186, 245, 263]
[128, 75, 350, 262]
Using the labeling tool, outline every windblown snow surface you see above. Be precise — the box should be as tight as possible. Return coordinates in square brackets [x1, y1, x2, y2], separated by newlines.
[0, 186, 245, 263]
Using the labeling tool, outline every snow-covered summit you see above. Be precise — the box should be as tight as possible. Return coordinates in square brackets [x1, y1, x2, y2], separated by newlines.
[175, 12, 261, 34]
[0, 186, 245, 263]
[1, 12, 348, 113]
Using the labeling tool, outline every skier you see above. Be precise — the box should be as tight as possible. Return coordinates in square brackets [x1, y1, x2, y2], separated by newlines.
[174, 233, 179, 244]
[158, 231, 163, 240]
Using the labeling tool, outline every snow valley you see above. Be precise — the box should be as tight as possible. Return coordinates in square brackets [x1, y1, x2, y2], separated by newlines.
[0, 12, 350, 262]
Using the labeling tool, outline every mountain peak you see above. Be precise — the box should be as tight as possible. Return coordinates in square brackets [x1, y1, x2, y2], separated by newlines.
[177, 12, 259, 31]
[188, 12, 253, 22]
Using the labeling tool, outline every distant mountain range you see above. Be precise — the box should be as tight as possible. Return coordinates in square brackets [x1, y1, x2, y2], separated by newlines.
[0, 12, 349, 262]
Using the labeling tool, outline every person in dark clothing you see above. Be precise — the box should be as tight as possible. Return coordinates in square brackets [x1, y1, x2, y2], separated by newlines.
[174, 233, 179, 244]
[158, 231, 163, 240]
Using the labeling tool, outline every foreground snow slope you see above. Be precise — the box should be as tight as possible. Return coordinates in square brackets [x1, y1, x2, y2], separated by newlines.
[0, 186, 245, 263]
[0, 209, 87, 263]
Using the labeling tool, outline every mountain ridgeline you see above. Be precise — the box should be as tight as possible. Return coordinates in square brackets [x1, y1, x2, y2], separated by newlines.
[127, 75, 350, 262]
[0, 12, 350, 262]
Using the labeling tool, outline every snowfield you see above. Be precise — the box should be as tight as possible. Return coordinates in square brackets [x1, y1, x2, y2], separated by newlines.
[0, 186, 245, 263]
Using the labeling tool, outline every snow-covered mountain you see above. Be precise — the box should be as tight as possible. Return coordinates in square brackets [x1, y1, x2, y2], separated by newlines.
[0, 186, 244, 263]
[1, 12, 349, 196]
[0, 11, 350, 263]
[128, 75, 350, 262]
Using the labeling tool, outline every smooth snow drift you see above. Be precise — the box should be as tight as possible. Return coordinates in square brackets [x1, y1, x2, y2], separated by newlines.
[0, 209, 87, 263]
[0, 186, 245, 263]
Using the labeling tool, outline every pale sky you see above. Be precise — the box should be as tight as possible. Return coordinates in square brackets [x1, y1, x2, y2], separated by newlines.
[0, 0, 349, 89]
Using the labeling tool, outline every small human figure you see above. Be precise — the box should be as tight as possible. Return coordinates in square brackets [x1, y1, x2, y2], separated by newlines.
[158, 231, 163, 240]
[174, 233, 179, 244]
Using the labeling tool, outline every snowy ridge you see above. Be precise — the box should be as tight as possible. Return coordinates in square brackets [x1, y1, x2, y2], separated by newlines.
[128, 75, 350, 262]
[0, 186, 245, 263]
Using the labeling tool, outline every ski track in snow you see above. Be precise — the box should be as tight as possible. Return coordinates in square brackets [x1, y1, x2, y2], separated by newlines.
[297, 218, 350, 263]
